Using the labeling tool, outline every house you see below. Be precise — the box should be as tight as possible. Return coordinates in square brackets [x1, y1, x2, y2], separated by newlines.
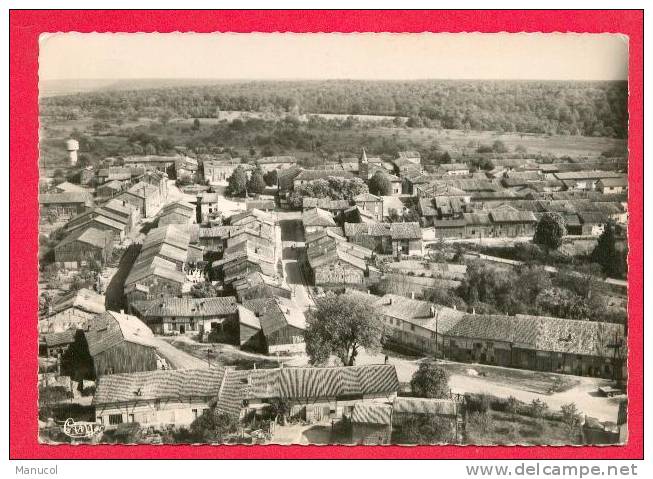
[102, 199, 141, 229]
[351, 402, 393, 445]
[124, 225, 193, 305]
[96, 180, 126, 200]
[123, 155, 177, 172]
[39, 329, 77, 358]
[301, 197, 351, 215]
[305, 239, 371, 286]
[191, 192, 219, 223]
[203, 158, 244, 183]
[231, 271, 292, 302]
[375, 294, 464, 356]
[140, 169, 169, 201]
[94, 363, 400, 429]
[40, 192, 93, 221]
[397, 151, 421, 165]
[116, 181, 162, 218]
[133, 296, 238, 336]
[66, 213, 127, 243]
[578, 211, 609, 236]
[392, 157, 423, 177]
[353, 193, 383, 221]
[93, 368, 228, 430]
[62, 311, 158, 381]
[302, 207, 337, 234]
[53, 181, 90, 194]
[54, 227, 114, 268]
[175, 156, 199, 181]
[344, 222, 423, 258]
[554, 171, 624, 191]
[39, 288, 106, 333]
[418, 196, 465, 226]
[257, 155, 297, 172]
[463, 212, 493, 238]
[239, 297, 306, 354]
[246, 199, 276, 212]
[596, 177, 628, 194]
[158, 201, 195, 227]
[487, 206, 537, 237]
[437, 163, 470, 176]
[442, 313, 625, 378]
[293, 169, 355, 188]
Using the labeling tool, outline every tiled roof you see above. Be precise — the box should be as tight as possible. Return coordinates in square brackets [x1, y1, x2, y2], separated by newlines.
[49, 288, 106, 316]
[56, 226, 112, 250]
[489, 208, 537, 223]
[94, 367, 228, 405]
[258, 156, 296, 164]
[389, 222, 422, 239]
[393, 397, 457, 416]
[42, 328, 77, 348]
[302, 197, 351, 210]
[598, 177, 627, 188]
[353, 193, 381, 203]
[84, 311, 157, 357]
[351, 402, 393, 425]
[140, 297, 238, 318]
[446, 314, 625, 357]
[40, 192, 92, 205]
[343, 222, 421, 240]
[294, 170, 355, 182]
[302, 207, 336, 227]
[375, 294, 464, 333]
[237, 305, 261, 330]
[126, 182, 159, 198]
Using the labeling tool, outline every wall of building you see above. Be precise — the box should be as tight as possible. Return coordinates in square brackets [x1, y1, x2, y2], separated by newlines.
[313, 260, 365, 286]
[96, 398, 211, 429]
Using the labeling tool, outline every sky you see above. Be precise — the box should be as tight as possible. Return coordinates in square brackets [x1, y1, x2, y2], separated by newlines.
[39, 33, 629, 82]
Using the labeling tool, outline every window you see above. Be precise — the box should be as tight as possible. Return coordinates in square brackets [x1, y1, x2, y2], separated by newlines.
[410, 324, 415, 332]
[109, 414, 123, 425]
[192, 409, 199, 419]
[128, 414, 135, 423]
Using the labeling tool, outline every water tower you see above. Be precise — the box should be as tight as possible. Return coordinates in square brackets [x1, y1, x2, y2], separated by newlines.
[66, 139, 79, 166]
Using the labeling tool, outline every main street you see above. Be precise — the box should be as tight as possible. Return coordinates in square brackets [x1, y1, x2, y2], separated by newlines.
[278, 211, 315, 311]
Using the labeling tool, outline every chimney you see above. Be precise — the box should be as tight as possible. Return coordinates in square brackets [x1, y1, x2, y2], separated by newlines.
[367, 289, 370, 295]
[411, 292, 415, 300]
[120, 309, 124, 314]
[453, 304, 457, 311]
[388, 297, 393, 305]
[430, 305, 436, 317]
[472, 307, 476, 315]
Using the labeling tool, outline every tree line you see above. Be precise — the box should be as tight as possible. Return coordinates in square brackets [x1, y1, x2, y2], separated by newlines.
[42, 79, 628, 138]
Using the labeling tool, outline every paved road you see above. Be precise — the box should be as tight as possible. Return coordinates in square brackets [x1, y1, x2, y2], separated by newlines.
[278, 214, 314, 310]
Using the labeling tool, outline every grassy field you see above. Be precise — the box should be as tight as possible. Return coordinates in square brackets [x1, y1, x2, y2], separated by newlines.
[439, 361, 580, 395]
[38, 112, 626, 174]
[464, 410, 582, 445]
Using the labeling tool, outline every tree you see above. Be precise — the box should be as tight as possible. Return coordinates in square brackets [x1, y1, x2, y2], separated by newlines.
[189, 408, 239, 443]
[192, 118, 201, 131]
[247, 166, 266, 195]
[410, 362, 450, 399]
[492, 140, 508, 153]
[190, 281, 219, 298]
[304, 293, 384, 366]
[560, 403, 582, 439]
[263, 169, 278, 187]
[226, 165, 248, 197]
[368, 170, 392, 196]
[591, 221, 627, 278]
[394, 415, 456, 444]
[533, 212, 566, 251]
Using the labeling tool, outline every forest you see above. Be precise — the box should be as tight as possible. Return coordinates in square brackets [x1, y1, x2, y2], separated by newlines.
[41, 79, 628, 138]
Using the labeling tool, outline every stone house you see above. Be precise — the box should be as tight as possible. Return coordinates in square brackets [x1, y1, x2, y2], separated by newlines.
[54, 227, 114, 268]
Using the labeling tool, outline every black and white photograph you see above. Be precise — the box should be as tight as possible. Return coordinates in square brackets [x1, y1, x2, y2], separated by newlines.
[36, 32, 629, 446]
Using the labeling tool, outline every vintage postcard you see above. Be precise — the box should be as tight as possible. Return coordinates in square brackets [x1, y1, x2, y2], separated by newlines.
[8, 10, 643, 463]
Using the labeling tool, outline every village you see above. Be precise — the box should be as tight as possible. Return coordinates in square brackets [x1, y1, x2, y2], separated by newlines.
[36, 132, 629, 446]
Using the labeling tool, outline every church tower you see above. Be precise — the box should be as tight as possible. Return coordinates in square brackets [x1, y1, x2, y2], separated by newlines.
[359, 148, 369, 180]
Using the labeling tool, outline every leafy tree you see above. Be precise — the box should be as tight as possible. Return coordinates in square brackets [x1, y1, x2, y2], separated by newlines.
[304, 292, 384, 366]
[394, 415, 456, 444]
[591, 221, 627, 278]
[410, 362, 450, 399]
[560, 403, 582, 439]
[189, 408, 239, 443]
[190, 281, 219, 298]
[368, 170, 392, 196]
[492, 140, 508, 153]
[263, 169, 278, 187]
[533, 212, 566, 251]
[247, 166, 266, 195]
[226, 165, 248, 197]
[192, 118, 201, 131]
[529, 398, 549, 418]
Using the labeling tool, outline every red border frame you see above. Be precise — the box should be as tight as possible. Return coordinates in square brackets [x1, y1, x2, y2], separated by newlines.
[10, 10, 643, 460]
